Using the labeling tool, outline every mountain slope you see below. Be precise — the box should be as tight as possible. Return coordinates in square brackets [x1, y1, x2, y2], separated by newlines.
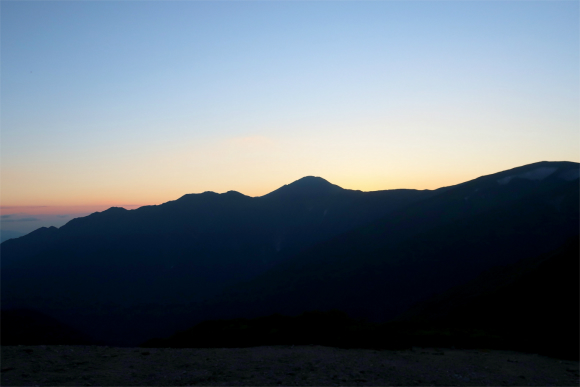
[393, 235, 580, 360]
[3, 161, 577, 346]
[140, 237, 578, 360]
[1, 309, 99, 346]
[189, 161, 579, 325]
[1, 177, 431, 345]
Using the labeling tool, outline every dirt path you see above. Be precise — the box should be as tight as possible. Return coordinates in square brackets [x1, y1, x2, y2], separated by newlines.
[1, 345, 578, 386]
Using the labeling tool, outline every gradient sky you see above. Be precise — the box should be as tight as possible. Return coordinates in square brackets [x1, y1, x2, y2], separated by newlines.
[2, 1, 579, 233]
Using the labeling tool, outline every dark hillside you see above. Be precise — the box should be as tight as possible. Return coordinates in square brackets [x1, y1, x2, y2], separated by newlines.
[1, 309, 98, 346]
[3, 162, 577, 347]
[393, 235, 580, 360]
[141, 310, 381, 350]
[1, 177, 431, 346]
[189, 162, 579, 324]
[144, 236, 578, 360]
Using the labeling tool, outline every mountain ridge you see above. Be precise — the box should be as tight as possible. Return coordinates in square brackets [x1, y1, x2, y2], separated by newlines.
[178, 161, 579, 326]
[2, 174, 436, 345]
[2, 161, 578, 346]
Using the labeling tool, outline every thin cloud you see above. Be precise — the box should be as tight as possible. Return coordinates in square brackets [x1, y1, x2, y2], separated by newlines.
[1, 215, 12, 219]
[2, 217, 41, 222]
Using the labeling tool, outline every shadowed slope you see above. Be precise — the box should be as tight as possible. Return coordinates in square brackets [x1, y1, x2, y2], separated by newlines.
[140, 237, 578, 360]
[3, 162, 577, 347]
[1, 177, 431, 346]
[188, 162, 579, 325]
[393, 235, 580, 360]
[1, 309, 98, 346]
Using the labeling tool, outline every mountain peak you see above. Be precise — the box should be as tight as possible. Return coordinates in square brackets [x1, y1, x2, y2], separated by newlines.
[290, 175, 333, 186]
[263, 176, 344, 198]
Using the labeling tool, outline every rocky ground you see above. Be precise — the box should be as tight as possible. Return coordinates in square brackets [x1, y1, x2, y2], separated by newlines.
[1, 345, 578, 386]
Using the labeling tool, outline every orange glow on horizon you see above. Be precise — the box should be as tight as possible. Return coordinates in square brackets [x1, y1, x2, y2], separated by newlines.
[0, 204, 144, 216]
[0, 173, 484, 213]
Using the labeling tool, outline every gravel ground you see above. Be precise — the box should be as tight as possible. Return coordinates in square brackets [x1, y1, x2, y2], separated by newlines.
[1, 345, 578, 386]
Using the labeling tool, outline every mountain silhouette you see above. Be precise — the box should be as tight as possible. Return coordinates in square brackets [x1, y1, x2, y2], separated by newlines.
[263, 176, 344, 198]
[2, 177, 432, 345]
[2, 161, 578, 347]
[182, 161, 579, 326]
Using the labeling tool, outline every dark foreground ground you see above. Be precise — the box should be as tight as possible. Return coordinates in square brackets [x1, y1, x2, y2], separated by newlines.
[1, 345, 578, 386]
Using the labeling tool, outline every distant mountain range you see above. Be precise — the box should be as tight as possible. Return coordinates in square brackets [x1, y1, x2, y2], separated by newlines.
[2, 161, 578, 348]
[0, 230, 25, 243]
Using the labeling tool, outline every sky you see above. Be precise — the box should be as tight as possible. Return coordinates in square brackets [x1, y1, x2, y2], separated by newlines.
[1, 1, 579, 235]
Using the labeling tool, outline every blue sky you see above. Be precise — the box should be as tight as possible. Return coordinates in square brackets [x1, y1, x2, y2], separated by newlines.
[1, 1, 579, 234]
